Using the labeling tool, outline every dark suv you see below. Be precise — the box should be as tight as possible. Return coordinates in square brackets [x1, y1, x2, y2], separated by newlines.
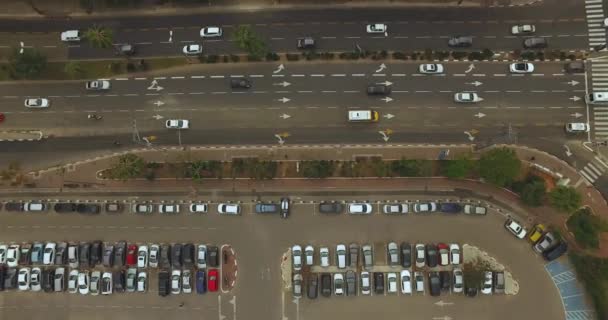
[320, 273, 331, 297]
[182, 243, 195, 269]
[255, 203, 279, 214]
[448, 36, 473, 48]
[160, 244, 171, 269]
[307, 274, 318, 299]
[523, 37, 547, 49]
[426, 244, 438, 267]
[158, 271, 170, 296]
[366, 84, 391, 95]
[230, 78, 252, 89]
[429, 272, 441, 296]
[76, 203, 101, 214]
[4, 202, 24, 212]
[171, 243, 182, 269]
[374, 272, 384, 294]
[54, 203, 76, 213]
[318, 202, 344, 214]
[208, 246, 219, 267]
[440, 203, 462, 214]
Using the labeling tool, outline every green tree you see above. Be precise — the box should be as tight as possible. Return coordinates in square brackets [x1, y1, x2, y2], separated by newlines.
[84, 25, 114, 49]
[301, 160, 334, 178]
[8, 47, 47, 79]
[391, 159, 431, 177]
[521, 179, 546, 206]
[109, 153, 145, 180]
[549, 186, 582, 213]
[371, 158, 389, 177]
[63, 61, 84, 79]
[232, 25, 267, 59]
[567, 209, 606, 249]
[441, 154, 475, 178]
[188, 160, 222, 181]
[479, 147, 521, 187]
[463, 257, 493, 290]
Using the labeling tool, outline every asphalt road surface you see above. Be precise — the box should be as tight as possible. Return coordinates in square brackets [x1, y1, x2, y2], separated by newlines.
[0, 193, 564, 320]
[0, 0, 588, 60]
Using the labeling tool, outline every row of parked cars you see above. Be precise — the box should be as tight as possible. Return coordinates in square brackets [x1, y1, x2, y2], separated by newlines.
[0, 242, 221, 270]
[504, 219, 568, 261]
[294, 269, 506, 298]
[291, 242, 462, 271]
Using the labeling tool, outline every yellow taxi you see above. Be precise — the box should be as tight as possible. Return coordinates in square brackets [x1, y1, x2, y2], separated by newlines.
[528, 224, 546, 244]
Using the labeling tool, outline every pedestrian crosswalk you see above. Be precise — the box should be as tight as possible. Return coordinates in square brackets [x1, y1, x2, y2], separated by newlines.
[585, 0, 606, 50]
[593, 106, 608, 138]
[579, 156, 608, 184]
[590, 62, 608, 138]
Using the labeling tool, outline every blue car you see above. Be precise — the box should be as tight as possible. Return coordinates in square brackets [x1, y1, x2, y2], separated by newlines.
[440, 203, 462, 214]
[196, 270, 206, 294]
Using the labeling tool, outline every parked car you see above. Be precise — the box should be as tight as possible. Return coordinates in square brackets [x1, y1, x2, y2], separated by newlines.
[374, 272, 384, 294]
[481, 271, 493, 295]
[292, 245, 303, 271]
[438, 243, 449, 266]
[528, 224, 546, 244]
[360, 271, 371, 295]
[440, 202, 462, 214]
[137, 245, 148, 268]
[19, 243, 31, 266]
[318, 202, 344, 214]
[172, 243, 183, 269]
[440, 271, 451, 292]
[217, 203, 241, 215]
[383, 203, 408, 214]
[400, 270, 412, 294]
[320, 247, 330, 267]
[126, 268, 137, 292]
[114, 270, 126, 293]
[149, 244, 159, 268]
[196, 270, 207, 294]
[90, 241, 102, 266]
[76, 203, 101, 214]
[182, 243, 195, 269]
[30, 267, 41, 291]
[159, 244, 171, 269]
[387, 272, 398, 293]
[126, 244, 137, 266]
[293, 273, 303, 297]
[463, 204, 487, 215]
[159, 204, 180, 214]
[428, 272, 441, 296]
[362, 245, 373, 270]
[543, 241, 568, 261]
[43, 242, 56, 265]
[7, 244, 20, 268]
[336, 244, 347, 268]
[55, 242, 67, 265]
[450, 244, 461, 265]
[105, 202, 123, 213]
[171, 270, 181, 294]
[132, 203, 153, 214]
[493, 271, 505, 294]
[304, 245, 314, 266]
[349, 243, 359, 267]
[190, 203, 208, 213]
[54, 203, 76, 213]
[505, 219, 527, 239]
[158, 270, 169, 296]
[17, 268, 30, 291]
[307, 273, 318, 299]
[197, 244, 207, 269]
[255, 202, 279, 214]
[114, 241, 126, 267]
[78, 271, 90, 295]
[321, 273, 331, 297]
[101, 272, 112, 295]
[400, 242, 412, 268]
[348, 203, 372, 214]
[68, 244, 80, 270]
[90, 271, 101, 296]
[345, 270, 356, 296]
[53, 268, 64, 292]
[102, 243, 113, 267]
[534, 232, 557, 253]
[182, 270, 191, 294]
[453, 268, 464, 293]
[280, 197, 290, 219]
[31, 242, 43, 265]
[414, 202, 437, 213]
[387, 242, 399, 266]
[208, 269, 219, 292]
[68, 270, 78, 294]
[426, 244, 438, 267]
[208, 246, 219, 267]
[415, 243, 426, 268]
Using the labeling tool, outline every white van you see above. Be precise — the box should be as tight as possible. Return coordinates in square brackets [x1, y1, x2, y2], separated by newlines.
[61, 30, 81, 42]
[566, 123, 590, 133]
[588, 92, 608, 104]
[348, 110, 379, 122]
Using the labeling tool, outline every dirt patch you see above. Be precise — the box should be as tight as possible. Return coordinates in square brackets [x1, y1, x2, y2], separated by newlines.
[221, 245, 238, 292]
[281, 249, 292, 291]
[463, 244, 519, 295]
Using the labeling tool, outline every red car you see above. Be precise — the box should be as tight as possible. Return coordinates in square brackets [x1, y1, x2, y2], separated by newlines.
[437, 243, 449, 266]
[126, 244, 138, 266]
[208, 269, 219, 292]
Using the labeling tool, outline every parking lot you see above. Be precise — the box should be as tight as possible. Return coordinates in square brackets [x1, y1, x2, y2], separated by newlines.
[0, 193, 565, 320]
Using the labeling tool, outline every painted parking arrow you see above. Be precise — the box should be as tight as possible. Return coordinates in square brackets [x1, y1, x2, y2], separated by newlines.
[465, 63, 475, 73]
[565, 80, 580, 86]
[379, 81, 393, 86]
[278, 97, 291, 103]
[153, 100, 165, 107]
[274, 81, 291, 87]
[375, 63, 387, 73]
[571, 112, 583, 118]
[474, 112, 486, 118]
[280, 113, 291, 119]
[152, 114, 164, 120]
[569, 96, 581, 102]
[273, 64, 285, 74]
[381, 97, 393, 103]
[384, 113, 395, 119]
[434, 300, 454, 307]
[466, 81, 483, 86]
[564, 145, 572, 157]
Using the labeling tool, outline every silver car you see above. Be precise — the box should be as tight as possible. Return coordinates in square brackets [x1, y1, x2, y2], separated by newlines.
[415, 244, 426, 268]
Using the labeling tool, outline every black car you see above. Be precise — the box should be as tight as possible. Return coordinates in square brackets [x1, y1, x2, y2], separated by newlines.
[90, 241, 102, 266]
[426, 244, 438, 267]
[208, 245, 219, 267]
[55, 242, 67, 265]
[43, 269, 55, 292]
[448, 36, 473, 48]
[171, 243, 183, 269]
[113, 270, 126, 293]
[366, 84, 391, 95]
[307, 274, 318, 299]
[400, 242, 412, 268]
[160, 244, 171, 269]
[280, 197, 290, 219]
[54, 203, 76, 213]
[439, 271, 451, 291]
[4, 268, 17, 290]
[543, 242, 568, 261]
[373, 272, 384, 294]
[523, 37, 547, 49]
[465, 285, 478, 297]
[182, 243, 195, 269]
[320, 273, 331, 297]
[440, 203, 462, 214]
[429, 272, 441, 296]
[318, 202, 343, 214]
[4, 202, 24, 212]
[114, 241, 126, 267]
[345, 270, 356, 296]
[0, 266, 5, 291]
[79, 242, 91, 268]
[230, 78, 252, 89]
[297, 37, 315, 49]
[158, 270, 170, 297]
[76, 203, 101, 214]
[19, 243, 32, 265]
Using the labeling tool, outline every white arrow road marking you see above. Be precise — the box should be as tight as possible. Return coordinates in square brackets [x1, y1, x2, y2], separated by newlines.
[380, 81, 393, 86]
[464, 131, 475, 141]
[383, 113, 395, 119]
[432, 317, 453, 320]
[569, 96, 581, 102]
[169, 30, 173, 43]
[274, 134, 285, 145]
[280, 113, 291, 119]
[375, 63, 387, 73]
[278, 97, 291, 103]
[274, 81, 291, 87]
[566, 80, 580, 86]
[466, 81, 483, 86]
[152, 114, 164, 120]
[273, 64, 285, 74]
[148, 80, 163, 91]
[474, 112, 486, 118]
[378, 131, 390, 142]
[19, 41, 24, 54]
[434, 300, 455, 307]
[381, 96, 393, 103]
[564, 145, 572, 157]
[465, 63, 475, 73]
[153, 101, 165, 107]
[571, 112, 583, 118]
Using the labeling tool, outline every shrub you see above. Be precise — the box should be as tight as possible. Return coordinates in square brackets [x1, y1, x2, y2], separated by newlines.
[451, 51, 468, 60]
[286, 53, 300, 61]
[205, 55, 219, 63]
[230, 54, 240, 62]
[265, 52, 280, 61]
[567, 208, 606, 249]
[9, 47, 47, 79]
[301, 160, 334, 178]
[570, 253, 608, 320]
[320, 52, 335, 60]
[549, 186, 582, 213]
[222, 55, 229, 63]
[467, 51, 484, 61]
[479, 147, 521, 187]
[393, 52, 407, 60]
[433, 51, 450, 60]
[441, 155, 476, 179]
[482, 48, 494, 59]
[391, 159, 431, 177]
[521, 51, 536, 60]
[520, 179, 546, 206]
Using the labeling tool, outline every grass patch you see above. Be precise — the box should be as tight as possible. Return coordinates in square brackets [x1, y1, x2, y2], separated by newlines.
[570, 253, 608, 320]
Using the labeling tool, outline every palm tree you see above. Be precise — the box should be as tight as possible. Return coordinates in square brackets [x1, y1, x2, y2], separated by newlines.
[84, 25, 114, 49]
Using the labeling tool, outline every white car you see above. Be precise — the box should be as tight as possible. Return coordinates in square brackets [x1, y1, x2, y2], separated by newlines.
[366, 23, 387, 34]
[149, 244, 159, 268]
[30, 267, 40, 291]
[182, 44, 202, 55]
[450, 244, 461, 265]
[60, 30, 81, 42]
[218, 203, 241, 215]
[453, 268, 464, 293]
[0, 244, 7, 264]
[171, 270, 181, 294]
[481, 271, 493, 294]
[165, 119, 189, 129]
[6, 244, 20, 267]
[383, 203, 408, 214]
[360, 271, 371, 295]
[439, 245, 449, 266]
[415, 243, 426, 268]
[454, 92, 482, 103]
[182, 270, 191, 294]
[137, 272, 148, 292]
[137, 245, 148, 268]
[18, 267, 31, 291]
[334, 273, 344, 295]
[320, 247, 330, 267]
[414, 271, 424, 293]
[292, 245, 303, 271]
[68, 270, 79, 293]
[85, 80, 111, 90]
[566, 122, 590, 133]
[509, 62, 534, 73]
[78, 271, 90, 295]
[200, 26, 222, 38]
[101, 272, 113, 295]
[505, 218, 527, 239]
[387, 272, 398, 293]
[413, 202, 437, 213]
[511, 24, 535, 35]
[464, 204, 487, 215]
[419, 63, 444, 74]
[43, 242, 56, 265]
[159, 204, 180, 213]
[190, 203, 208, 213]
[348, 203, 372, 214]
[126, 268, 137, 292]
[400, 269, 412, 294]
[25, 202, 45, 211]
[304, 245, 314, 266]
[197, 244, 207, 269]
[24, 98, 50, 108]
[336, 244, 347, 269]
[90, 271, 101, 296]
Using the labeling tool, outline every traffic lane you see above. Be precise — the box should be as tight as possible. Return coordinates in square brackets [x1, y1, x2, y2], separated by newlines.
[0, 33, 68, 61]
[0, 4, 584, 32]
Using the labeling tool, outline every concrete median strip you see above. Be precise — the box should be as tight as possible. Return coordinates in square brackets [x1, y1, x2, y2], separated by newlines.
[0, 130, 44, 142]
